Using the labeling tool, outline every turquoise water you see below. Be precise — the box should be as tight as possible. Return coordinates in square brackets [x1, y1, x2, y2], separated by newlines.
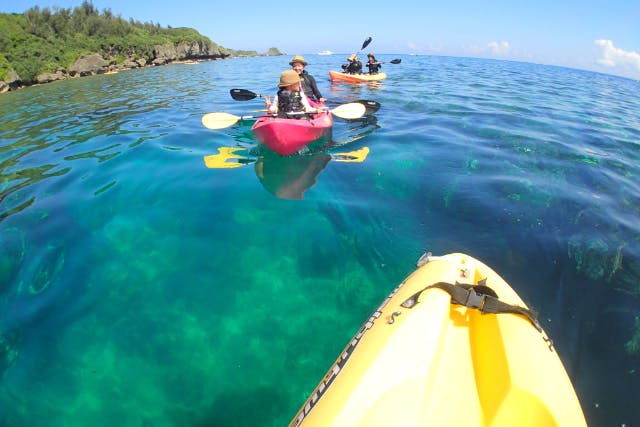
[1, 54, 639, 426]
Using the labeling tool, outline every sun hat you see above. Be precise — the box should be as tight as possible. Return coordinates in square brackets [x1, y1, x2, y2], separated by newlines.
[348, 54, 358, 61]
[278, 69, 302, 87]
[289, 55, 308, 66]
[367, 52, 375, 57]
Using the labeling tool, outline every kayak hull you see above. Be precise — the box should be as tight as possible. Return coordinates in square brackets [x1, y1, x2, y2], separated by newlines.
[329, 71, 387, 83]
[290, 252, 586, 427]
[251, 111, 332, 155]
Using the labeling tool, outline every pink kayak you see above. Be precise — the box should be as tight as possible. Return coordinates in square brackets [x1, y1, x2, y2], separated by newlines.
[251, 110, 333, 155]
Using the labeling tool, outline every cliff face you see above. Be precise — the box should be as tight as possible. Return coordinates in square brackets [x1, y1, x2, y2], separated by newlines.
[0, 41, 229, 92]
[154, 40, 226, 64]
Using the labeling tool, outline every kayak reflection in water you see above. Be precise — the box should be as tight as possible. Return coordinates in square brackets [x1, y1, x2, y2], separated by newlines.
[255, 152, 331, 200]
[203, 146, 369, 200]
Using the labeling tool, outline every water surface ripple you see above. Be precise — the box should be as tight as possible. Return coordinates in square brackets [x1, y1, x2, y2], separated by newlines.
[0, 55, 638, 426]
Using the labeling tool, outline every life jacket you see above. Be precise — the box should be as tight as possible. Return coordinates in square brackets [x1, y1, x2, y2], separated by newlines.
[277, 89, 305, 118]
[367, 62, 381, 74]
[343, 60, 362, 74]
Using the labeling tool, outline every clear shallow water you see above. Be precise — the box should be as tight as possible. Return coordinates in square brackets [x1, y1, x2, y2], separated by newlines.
[1, 55, 639, 426]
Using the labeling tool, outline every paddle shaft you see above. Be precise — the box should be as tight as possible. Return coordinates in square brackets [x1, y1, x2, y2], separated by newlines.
[202, 102, 365, 130]
[232, 89, 380, 115]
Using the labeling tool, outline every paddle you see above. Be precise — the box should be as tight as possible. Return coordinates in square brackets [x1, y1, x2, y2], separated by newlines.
[230, 88, 267, 101]
[229, 89, 381, 118]
[354, 38, 401, 63]
[231, 88, 381, 114]
[202, 103, 366, 130]
[356, 100, 381, 113]
[203, 146, 370, 168]
[326, 99, 381, 114]
[356, 37, 372, 56]
[202, 112, 260, 130]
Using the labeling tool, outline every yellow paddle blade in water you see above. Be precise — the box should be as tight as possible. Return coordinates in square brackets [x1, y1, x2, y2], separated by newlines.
[333, 147, 370, 163]
[203, 147, 249, 168]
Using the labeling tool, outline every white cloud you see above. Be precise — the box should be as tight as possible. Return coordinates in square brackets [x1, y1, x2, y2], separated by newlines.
[487, 41, 511, 56]
[465, 41, 511, 57]
[594, 39, 640, 73]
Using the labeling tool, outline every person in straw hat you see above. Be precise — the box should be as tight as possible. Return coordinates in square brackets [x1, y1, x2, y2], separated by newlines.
[265, 70, 324, 118]
[289, 54, 326, 106]
[342, 53, 362, 74]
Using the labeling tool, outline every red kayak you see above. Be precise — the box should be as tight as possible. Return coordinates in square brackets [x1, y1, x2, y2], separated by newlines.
[251, 111, 333, 155]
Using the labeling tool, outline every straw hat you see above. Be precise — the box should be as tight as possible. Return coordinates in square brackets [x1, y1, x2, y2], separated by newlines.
[348, 54, 358, 62]
[289, 55, 308, 66]
[278, 69, 302, 87]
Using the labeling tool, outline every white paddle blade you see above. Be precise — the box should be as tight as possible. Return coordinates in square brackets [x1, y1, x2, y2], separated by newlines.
[330, 102, 366, 120]
[201, 112, 241, 130]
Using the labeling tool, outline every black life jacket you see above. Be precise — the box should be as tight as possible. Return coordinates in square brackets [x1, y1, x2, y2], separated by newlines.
[277, 89, 305, 118]
[343, 60, 362, 74]
[367, 61, 381, 74]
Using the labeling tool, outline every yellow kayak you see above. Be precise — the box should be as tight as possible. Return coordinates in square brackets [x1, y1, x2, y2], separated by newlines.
[289, 252, 586, 427]
[329, 70, 387, 83]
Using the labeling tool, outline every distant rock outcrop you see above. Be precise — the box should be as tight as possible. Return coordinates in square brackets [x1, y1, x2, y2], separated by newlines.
[69, 54, 109, 76]
[265, 47, 285, 56]
[36, 69, 67, 84]
[0, 69, 20, 93]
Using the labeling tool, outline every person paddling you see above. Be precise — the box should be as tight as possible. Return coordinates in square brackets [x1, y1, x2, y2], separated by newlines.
[265, 70, 323, 118]
[342, 54, 363, 74]
[366, 52, 382, 75]
[289, 55, 326, 106]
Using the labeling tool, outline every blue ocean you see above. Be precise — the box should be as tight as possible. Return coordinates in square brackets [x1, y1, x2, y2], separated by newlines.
[0, 54, 638, 426]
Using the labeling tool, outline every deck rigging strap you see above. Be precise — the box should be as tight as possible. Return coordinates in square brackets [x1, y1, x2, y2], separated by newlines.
[401, 281, 542, 332]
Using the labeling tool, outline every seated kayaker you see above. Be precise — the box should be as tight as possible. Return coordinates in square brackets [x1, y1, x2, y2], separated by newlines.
[341, 54, 363, 74]
[265, 70, 325, 119]
[289, 54, 326, 106]
[366, 53, 382, 75]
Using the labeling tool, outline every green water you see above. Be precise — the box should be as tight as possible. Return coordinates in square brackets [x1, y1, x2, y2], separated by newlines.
[1, 55, 639, 426]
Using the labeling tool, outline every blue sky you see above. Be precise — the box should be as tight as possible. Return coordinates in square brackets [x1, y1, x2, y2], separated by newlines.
[3, 0, 639, 79]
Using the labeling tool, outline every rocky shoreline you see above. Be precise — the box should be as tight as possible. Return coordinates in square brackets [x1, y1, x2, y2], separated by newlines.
[1, 40, 232, 93]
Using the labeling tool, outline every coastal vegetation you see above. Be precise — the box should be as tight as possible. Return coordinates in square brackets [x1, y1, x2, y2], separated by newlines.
[0, 1, 283, 91]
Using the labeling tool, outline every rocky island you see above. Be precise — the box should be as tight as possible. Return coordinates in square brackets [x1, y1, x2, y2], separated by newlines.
[0, 2, 284, 92]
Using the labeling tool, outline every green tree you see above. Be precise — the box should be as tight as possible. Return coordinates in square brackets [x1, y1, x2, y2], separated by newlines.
[0, 2, 243, 87]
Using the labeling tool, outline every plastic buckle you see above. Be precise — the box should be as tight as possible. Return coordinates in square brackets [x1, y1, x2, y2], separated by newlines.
[465, 288, 486, 310]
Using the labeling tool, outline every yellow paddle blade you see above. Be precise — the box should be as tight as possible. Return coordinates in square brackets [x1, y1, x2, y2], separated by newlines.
[203, 147, 248, 168]
[201, 112, 241, 130]
[330, 102, 366, 119]
[333, 147, 370, 163]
